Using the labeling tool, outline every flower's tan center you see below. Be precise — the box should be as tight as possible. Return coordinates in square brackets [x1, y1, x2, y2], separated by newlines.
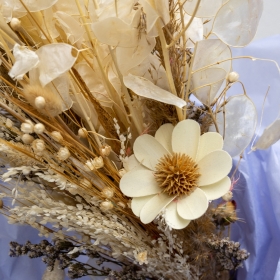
[154, 153, 200, 196]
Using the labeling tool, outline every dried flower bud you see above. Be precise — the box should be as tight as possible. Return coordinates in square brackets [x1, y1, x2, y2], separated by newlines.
[100, 145, 111, 157]
[57, 147, 70, 161]
[34, 123, 45, 134]
[222, 191, 233, 201]
[32, 139, 45, 154]
[117, 202, 126, 209]
[34, 96, 46, 109]
[78, 128, 88, 138]
[10, 18, 21, 31]
[21, 134, 34, 144]
[102, 187, 114, 198]
[100, 201, 113, 211]
[6, 118, 14, 128]
[51, 131, 63, 142]
[21, 120, 34, 134]
[85, 157, 104, 170]
[118, 168, 127, 177]
[227, 71, 239, 83]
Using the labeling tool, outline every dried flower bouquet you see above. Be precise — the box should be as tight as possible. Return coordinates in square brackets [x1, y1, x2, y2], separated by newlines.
[0, 0, 275, 279]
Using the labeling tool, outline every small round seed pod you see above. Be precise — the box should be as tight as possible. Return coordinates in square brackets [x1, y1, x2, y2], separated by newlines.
[34, 96, 46, 109]
[10, 18, 21, 31]
[100, 201, 114, 211]
[102, 187, 114, 199]
[78, 128, 88, 138]
[50, 131, 63, 142]
[227, 71, 239, 83]
[21, 134, 34, 144]
[34, 123, 45, 134]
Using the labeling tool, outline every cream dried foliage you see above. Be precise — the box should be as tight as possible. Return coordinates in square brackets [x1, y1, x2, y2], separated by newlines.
[22, 84, 63, 117]
[120, 119, 232, 229]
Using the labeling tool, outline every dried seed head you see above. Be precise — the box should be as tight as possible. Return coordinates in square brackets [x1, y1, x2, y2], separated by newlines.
[118, 168, 126, 177]
[100, 145, 112, 157]
[78, 128, 88, 138]
[22, 84, 63, 117]
[21, 134, 34, 144]
[34, 123, 45, 134]
[10, 18, 21, 31]
[227, 71, 239, 83]
[21, 120, 34, 134]
[102, 187, 114, 198]
[57, 147, 70, 161]
[50, 131, 63, 142]
[154, 153, 200, 196]
[6, 118, 14, 128]
[100, 201, 113, 211]
[0, 199, 3, 209]
[32, 139, 46, 154]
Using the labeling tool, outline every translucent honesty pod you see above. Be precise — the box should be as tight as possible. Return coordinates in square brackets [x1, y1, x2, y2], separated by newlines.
[9, 44, 39, 80]
[96, 0, 136, 21]
[210, 94, 257, 157]
[116, 35, 156, 75]
[252, 119, 280, 151]
[212, 0, 263, 47]
[191, 39, 232, 105]
[183, 0, 223, 18]
[123, 74, 186, 108]
[12, 0, 58, 13]
[36, 43, 79, 87]
[54, 11, 84, 44]
[75, 62, 113, 107]
[179, 13, 203, 48]
[91, 17, 138, 47]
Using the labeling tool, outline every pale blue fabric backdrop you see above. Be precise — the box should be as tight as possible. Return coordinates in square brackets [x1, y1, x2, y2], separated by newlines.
[1, 35, 280, 279]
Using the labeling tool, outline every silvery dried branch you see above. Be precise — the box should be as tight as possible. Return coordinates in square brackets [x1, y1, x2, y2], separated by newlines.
[0, 0, 273, 278]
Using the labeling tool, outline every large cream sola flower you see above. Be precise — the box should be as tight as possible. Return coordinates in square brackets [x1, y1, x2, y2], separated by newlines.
[120, 120, 232, 229]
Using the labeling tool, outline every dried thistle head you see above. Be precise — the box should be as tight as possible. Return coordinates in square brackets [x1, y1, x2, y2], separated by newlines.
[22, 84, 63, 117]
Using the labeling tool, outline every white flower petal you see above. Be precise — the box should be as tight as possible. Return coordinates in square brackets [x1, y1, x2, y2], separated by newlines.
[134, 134, 169, 170]
[165, 201, 191, 229]
[197, 150, 232, 186]
[196, 132, 223, 162]
[131, 195, 155, 216]
[120, 170, 161, 197]
[123, 155, 147, 172]
[172, 119, 200, 159]
[140, 193, 175, 224]
[155, 123, 174, 153]
[177, 188, 208, 220]
[200, 176, 231, 200]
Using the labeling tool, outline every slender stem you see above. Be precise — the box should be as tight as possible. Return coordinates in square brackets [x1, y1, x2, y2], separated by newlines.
[167, 0, 201, 49]
[156, 21, 184, 121]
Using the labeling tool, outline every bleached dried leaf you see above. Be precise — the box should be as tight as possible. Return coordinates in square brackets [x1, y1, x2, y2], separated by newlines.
[123, 74, 186, 108]
[211, 95, 257, 157]
[9, 44, 39, 80]
[36, 43, 79, 87]
[184, 0, 223, 18]
[212, 0, 263, 47]
[191, 39, 231, 105]
[154, 0, 170, 25]
[91, 17, 138, 47]
[252, 119, 280, 151]
[54, 11, 84, 44]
